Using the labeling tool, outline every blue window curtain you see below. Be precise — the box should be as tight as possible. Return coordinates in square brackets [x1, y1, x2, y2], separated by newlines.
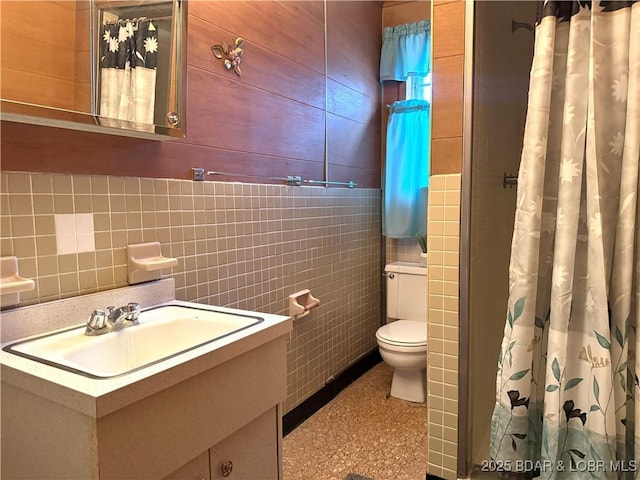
[383, 100, 430, 238]
[379, 19, 431, 82]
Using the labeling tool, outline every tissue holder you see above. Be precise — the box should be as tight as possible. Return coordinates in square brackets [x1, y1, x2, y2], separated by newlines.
[289, 289, 320, 320]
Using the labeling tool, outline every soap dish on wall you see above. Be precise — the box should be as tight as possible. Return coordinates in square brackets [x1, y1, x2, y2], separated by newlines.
[0, 256, 35, 308]
[127, 242, 179, 285]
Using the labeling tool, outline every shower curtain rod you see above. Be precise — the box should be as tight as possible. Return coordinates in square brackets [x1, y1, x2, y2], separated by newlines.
[191, 168, 357, 188]
[103, 15, 172, 24]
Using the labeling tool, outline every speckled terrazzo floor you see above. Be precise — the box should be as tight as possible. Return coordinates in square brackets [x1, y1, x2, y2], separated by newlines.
[282, 362, 428, 480]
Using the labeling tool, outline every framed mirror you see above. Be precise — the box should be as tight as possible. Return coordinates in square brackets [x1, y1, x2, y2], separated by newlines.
[0, 0, 187, 139]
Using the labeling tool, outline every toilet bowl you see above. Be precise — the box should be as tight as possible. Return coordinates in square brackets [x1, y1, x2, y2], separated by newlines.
[377, 320, 427, 402]
[376, 262, 428, 403]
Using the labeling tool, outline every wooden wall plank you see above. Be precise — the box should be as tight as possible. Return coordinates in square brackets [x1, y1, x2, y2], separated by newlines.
[326, 1, 382, 188]
[433, 0, 465, 58]
[185, 66, 325, 163]
[327, 114, 381, 170]
[1, 31, 76, 83]
[431, 55, 463, 140]
[431, 137, 462, 175]
[1, 1, 76, 42]
[188, 17, 325, 110]
[1, 69, 78, 111]
[430, 0, 464, 175]
[277, 1, 325, 30]
[1, 1, 79, 110]
[189, 1, 325, 75]
[1, 1, 382, 190]
[326, 1, 382, 98]
[0, 121, 327, 185]
[327, 79, 379, 126]
[74, 2, 91, 112]
[383, 1, 430, 27]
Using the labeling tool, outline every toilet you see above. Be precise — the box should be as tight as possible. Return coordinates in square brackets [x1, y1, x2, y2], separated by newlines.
[376, 262, 428, 403]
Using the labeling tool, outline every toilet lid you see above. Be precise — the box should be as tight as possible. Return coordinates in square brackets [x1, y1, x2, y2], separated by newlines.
[377, 320, 427, 346]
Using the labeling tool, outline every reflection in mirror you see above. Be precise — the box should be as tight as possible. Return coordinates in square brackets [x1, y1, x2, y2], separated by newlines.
[0, 1, 93, 114]
[0, 0, 186, 138]
[380, 4, 431, 241]
[94, 1, 178, 129]
[380, 1, 432, 259]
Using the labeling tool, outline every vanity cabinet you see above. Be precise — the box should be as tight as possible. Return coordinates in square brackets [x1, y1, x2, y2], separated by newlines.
[164, 452, 210, 480]
[166, 408, 279, 480]
[2, 333, 289, 479]
[209, 407, 279, 479]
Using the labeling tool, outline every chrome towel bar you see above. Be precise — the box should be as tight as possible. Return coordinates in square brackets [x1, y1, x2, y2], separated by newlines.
[303, 179, 357, 188]
[191, 168, 357, 188]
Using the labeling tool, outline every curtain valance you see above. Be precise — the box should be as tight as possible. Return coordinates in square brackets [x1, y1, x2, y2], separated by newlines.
[379, 19, 431, 82]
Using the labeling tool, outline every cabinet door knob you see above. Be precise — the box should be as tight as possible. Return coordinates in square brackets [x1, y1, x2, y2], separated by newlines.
[221, 460, 233, 477]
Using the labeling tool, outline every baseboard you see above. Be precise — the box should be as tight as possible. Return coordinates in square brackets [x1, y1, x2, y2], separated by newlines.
[426, 474, 446, 480]
[282, 349, 382, 436]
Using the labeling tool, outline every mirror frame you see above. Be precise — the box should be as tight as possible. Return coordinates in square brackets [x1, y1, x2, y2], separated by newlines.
[0, 0, 188, 140]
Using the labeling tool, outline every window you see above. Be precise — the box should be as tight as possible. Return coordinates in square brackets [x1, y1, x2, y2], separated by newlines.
[405, 73, 432, 103]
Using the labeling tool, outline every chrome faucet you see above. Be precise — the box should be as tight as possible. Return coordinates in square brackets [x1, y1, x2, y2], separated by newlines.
[85, 302, 141, 336]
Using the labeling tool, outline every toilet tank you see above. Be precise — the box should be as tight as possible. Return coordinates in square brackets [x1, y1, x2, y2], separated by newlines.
[385, 262, 428, 322]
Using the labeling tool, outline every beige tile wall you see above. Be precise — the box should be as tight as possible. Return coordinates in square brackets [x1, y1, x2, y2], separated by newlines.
[385, 237, 424, 264]
[0, 171, 382, 413]
[427, 0, 465, 478]
[426, 173, 460, 479]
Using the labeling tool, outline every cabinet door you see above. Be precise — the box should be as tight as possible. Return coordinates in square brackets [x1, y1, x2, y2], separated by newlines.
[210, 408, 279, 479]
[163, 451, 210, 480]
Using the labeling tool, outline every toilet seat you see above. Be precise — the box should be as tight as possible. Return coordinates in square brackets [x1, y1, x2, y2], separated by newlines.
[376, 320, 427, 347]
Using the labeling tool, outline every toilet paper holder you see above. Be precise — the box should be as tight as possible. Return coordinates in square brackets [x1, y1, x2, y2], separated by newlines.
[289, 289, 320, 320]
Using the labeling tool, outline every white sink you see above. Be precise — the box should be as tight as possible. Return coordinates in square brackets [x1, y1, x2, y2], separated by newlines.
[3, 305, 263, 378]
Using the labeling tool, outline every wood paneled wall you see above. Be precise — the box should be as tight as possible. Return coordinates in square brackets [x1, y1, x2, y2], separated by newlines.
[0, 1, 90, 112]
[327, 1, 383, 186]
[73, 2, 91, 112]
[0, 1, 382, 189]
[431, 0, 465, 175]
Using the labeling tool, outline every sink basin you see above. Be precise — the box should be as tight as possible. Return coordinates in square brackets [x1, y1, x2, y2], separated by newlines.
[2, 304, 263, 378]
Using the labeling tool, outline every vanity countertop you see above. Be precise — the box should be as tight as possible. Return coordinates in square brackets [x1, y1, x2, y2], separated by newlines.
[1, 299, 292, 419]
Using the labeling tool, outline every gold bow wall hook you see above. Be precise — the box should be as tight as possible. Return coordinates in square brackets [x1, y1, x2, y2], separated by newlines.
[211, 37, 244, 76]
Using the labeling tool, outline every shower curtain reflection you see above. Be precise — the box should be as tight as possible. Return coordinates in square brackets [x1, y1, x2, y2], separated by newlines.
[99, 18, 159, 126]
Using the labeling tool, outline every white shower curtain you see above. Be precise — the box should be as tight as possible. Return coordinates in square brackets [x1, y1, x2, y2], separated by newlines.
[99, 19, 158, 125]
[490, 1, 639, 478]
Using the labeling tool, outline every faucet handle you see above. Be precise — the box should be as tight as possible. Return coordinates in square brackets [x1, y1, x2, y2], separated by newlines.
[86, 309, 107, 333]
[125, 303, 141, 323]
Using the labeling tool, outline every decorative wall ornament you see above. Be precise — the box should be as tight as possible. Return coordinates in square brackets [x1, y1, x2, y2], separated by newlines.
[211, 37, 244, 76]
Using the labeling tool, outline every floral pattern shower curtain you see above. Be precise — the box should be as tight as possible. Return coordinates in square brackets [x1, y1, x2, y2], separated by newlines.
[490, 1, 639, 478]
[100, 19, 158, 125]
